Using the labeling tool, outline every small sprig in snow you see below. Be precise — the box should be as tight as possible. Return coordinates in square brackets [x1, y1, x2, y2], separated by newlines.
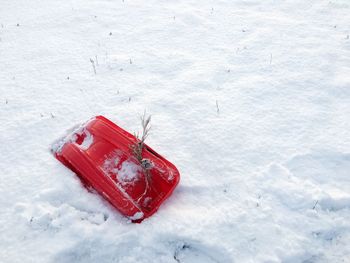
[131, 112, 153, 193]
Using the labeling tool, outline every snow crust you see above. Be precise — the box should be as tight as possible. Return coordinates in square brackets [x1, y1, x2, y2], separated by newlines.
[102, 150, 142, 185]
[79, 130, 93, 150]
[51, 120, 95, 153]
[129, 212, 144, 221]
[116, 161, 142, 185]
[1, 0, 350, 262]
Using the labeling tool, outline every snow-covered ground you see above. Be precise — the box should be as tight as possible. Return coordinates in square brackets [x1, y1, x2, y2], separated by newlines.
[1, 0, 350, 262]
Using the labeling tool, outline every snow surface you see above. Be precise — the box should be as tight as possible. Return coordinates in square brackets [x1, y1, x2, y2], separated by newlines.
[79, 130, 94, 151]
[101, 150, 142, 185]
[1, 0, 350, 262]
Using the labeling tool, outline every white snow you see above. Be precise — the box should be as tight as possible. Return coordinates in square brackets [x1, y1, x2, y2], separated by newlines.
[129, 212, 144, 221]
[101, 150, 122, 173]
[78, 130, 93, 151]
[51, 120, 94, 153]
[101, 150, 142, 185]
[1, 0, 350, 262]
[116, 160, 142, 185]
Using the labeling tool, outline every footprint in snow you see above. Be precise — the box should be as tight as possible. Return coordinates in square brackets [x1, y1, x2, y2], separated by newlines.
[14, 187, 109, 232]
[260, 150, 350, 212]
[286, 150, 350, 211]
[174, 242, 223, 263]
[53, 236, 233, 263]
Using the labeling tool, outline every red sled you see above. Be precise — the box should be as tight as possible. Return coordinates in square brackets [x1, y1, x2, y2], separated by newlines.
[52, 116, 180, 222]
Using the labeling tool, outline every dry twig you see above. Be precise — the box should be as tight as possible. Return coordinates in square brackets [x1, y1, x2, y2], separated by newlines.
[90, 58, 96, 74]
[131, 112, 153, 195]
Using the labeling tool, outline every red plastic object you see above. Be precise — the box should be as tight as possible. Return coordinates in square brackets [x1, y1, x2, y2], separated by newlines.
[52, 116, 180, 222]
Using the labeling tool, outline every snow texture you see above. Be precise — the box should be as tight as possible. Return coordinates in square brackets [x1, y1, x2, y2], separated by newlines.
[116, 160, 142, 185]
[1, 0, 350, 262]
[102, 150, 142, 185]
[79, 130, 93, 151]
[51, 119, 94, 153]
